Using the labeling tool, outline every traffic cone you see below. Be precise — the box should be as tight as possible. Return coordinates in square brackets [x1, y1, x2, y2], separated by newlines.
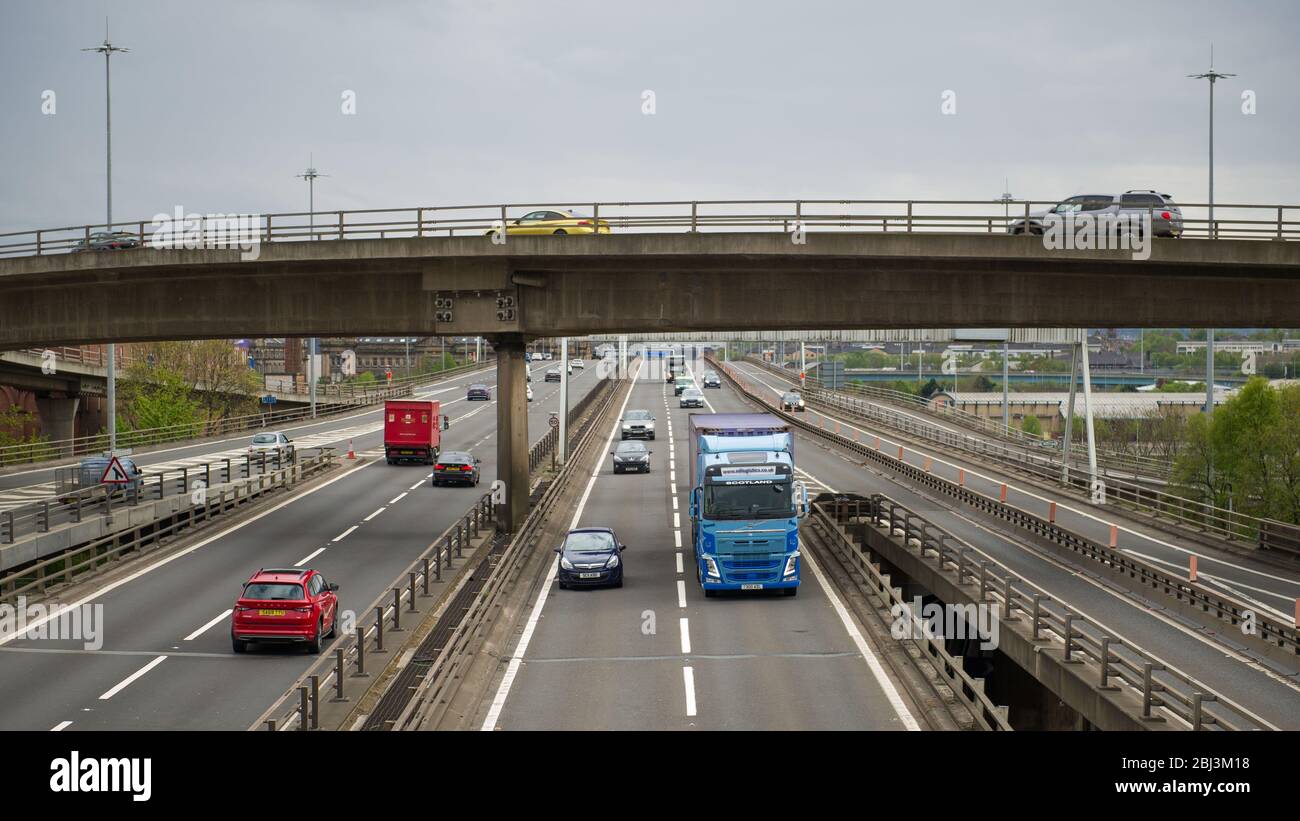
[347, 439, 356, 460]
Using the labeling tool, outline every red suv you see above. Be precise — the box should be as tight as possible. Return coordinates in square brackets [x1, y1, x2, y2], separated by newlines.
[231, 568, 339, 654]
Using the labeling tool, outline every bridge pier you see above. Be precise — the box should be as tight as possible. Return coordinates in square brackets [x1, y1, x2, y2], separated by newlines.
[35, 395, 80, 458]
[492, 335, 530, 533]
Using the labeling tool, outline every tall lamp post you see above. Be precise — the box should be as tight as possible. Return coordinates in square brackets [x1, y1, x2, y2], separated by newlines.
[297, 158, 327, 417]
[1189, 49, 1234, 420]
[84, 22, 128, 450]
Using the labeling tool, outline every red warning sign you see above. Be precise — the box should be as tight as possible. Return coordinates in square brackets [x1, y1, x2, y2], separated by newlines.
[100, 455, 132, 485]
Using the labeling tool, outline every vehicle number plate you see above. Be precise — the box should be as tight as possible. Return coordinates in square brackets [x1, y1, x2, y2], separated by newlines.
[740, 584, 763, 590]
[259, 609, 286, 616]
[579, 572, 602, 579]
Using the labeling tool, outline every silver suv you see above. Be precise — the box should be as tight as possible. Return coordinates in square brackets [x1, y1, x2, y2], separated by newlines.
[1009, 191, 1183, 238]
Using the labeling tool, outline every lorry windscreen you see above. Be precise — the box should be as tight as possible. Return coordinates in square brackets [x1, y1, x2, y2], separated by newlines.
[704, 481, 793, 520]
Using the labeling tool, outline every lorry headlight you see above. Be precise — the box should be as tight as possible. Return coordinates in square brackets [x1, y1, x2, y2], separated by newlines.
[606, 554, 620, 569]
[560, 556, 574, 570]
[704, 556, 721, 578]
[783, 552, 800, 577]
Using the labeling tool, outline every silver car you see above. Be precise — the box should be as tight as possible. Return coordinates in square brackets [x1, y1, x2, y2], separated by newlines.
[249, 431, 296, 463]
[1008, 192, 1183, 238]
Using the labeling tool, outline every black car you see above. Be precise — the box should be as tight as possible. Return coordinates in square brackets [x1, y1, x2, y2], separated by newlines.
[467, 384, 491, 401]
[432, 451, 480, 486]
[555, 527, 625, 589]
[544, 368, 561, 383]
[71, 231, 142, 252]
[701, 371, 722, 388]
[679, 388, 705, 408]
[781, 391, 806, 412]
[611, 440, 651, 473]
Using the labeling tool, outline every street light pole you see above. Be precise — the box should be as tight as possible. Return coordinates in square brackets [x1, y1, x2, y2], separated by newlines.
[1189, 49, 1234, 420]
[84, 22, 128, 451]
[297, 158, 327, 417]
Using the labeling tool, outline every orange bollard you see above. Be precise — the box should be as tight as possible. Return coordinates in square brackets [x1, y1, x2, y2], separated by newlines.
[1048, 501, 1057, 523]
[897, 445, 904, 460]
[874, 437, 880, 450]
[347, 439, 357, 460]
[1109, 525, 1118, 548]
[835, 421, 841, 435]
[924, 456, 932, 472]
[999, 484, 1008, 503]
[1189, 555, 1198, 583]
[853, 428, 860, 442]
[1294, 600, 1299, 629]
[958, 468, 965, 486]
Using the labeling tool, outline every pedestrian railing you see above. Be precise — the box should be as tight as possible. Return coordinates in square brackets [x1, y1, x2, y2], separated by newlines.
[3, 198, 1298, 258]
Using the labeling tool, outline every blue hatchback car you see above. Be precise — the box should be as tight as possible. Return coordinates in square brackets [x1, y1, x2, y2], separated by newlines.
[555, 527, 625, 589]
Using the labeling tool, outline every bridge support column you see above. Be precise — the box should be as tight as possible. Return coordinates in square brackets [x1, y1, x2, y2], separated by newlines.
[493, 335, 530, 533]
[35, 395, 80, 458]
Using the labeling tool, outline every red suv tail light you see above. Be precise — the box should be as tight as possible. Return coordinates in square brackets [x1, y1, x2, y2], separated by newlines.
[434, 463, 445, 470]
[1161, 211, 1171, 220]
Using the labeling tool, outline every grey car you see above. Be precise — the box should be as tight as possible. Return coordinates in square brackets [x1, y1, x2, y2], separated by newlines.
[1008, 192, 1183, 238]
[611, 440, 651, 474]
[71, 231, 142, 252]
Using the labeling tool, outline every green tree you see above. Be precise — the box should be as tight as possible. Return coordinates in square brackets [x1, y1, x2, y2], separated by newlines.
[1020, 414, 1043, 437]
[117, 366, 203, 437]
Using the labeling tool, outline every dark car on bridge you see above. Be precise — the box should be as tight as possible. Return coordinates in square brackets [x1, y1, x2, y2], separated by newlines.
[611, 440, 651, 473]
[231, 568, 338, 654]
[544, 368, 562, 383]
[701, 371, 722, 388]
[555, 527, 625, 589]
[467, 384, 491, 400]
[433, 451, 481, 486]
[781, 391, 806, 412]
[71, 230, 142, 252]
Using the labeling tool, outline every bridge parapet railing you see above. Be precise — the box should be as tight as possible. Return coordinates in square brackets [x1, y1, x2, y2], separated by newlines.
[3, 198, 1299, 257]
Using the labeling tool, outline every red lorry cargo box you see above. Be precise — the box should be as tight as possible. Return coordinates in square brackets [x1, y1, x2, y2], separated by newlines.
[384, 400, 443, 464]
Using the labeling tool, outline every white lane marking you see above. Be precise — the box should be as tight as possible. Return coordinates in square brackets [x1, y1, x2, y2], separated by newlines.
[389, 492, 408, 504]
[295, 547, 327, 567]
[481, 360, 644, 731]
[671, 482, 678, 495]
[364, 507, 386, 522]
[50, 720, 72, 731]
[677, 579, 687, 608]
[670, 470, 676, 482]
[184, 609, 233, 641]
[331, 526, 358, 543]
[680, 618, 692, 654]
[674, 530, 682, 549]
[683, 666, 697, 717]
[673, 512, 680, 529]
[99, 655, 167, 700]
[0, 456, 381, 648]
[672, 496, 678, 511]
[736, 363, 1300, 592]
[789, 465, 922, 730]
[676, 552, 684, 574]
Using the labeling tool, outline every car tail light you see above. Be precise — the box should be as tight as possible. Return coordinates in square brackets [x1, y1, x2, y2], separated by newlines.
[434, 464, 445, 470]
[291, 607, 311, 613]
[577, 220, 591, 225]
[1161, 211, 1171, 220]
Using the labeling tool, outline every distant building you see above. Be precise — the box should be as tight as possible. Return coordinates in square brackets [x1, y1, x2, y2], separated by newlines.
[929, 390, 1222, 435]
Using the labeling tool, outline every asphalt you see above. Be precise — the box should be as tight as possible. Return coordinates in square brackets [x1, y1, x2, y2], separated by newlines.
[725, 360, 1300, 729]
[484, 361, 919, 731]
[0, 364, 602, 730]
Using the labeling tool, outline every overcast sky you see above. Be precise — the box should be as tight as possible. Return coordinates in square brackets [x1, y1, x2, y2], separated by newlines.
[2, 0, 1297, 231]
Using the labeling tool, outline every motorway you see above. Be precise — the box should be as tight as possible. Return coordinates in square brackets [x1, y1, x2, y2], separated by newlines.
[480, 360, 921, 730]
[0, 362, 603, 730]
[478, 359, 1300, 731]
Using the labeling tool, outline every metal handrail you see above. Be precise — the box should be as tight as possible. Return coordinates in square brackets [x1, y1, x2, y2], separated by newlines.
[3, 198, 1298, 257]
[825, 495, 1269, 731]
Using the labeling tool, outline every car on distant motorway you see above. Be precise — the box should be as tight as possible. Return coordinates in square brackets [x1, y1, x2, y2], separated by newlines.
[432, 451, 481, 487]
[555, 527, 625, 589]
[701, 371, 721, 388]
[231, 568, 338, 654]
[486, 209, 612, 237]
[611, 440, 651, 474]
[467, 383, 491, 400]
[674, 375, 693, 395]
[545, 368, 561, 383]
[1008, 191, 1183, 238]
[249, 431, 296, 463]
[526, 384, 534, 402]
[571, 359, 584, 369]
[680, 387, 705, 408]
[531, 352, 544, 362]
[781, 391, 806, 412]
[543, 352, 553, 360]
[71, 230, 142, 252]
[620, 409, 656, 440]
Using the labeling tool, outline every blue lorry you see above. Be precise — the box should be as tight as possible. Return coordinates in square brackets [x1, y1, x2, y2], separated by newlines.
[687, 413, 807, 597]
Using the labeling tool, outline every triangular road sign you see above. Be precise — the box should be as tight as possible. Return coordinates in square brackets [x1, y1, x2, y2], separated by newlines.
[100, 455, 132, 484]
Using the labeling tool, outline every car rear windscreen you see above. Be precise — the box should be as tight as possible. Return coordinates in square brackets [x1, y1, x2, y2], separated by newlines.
[243, 583, 304, 600]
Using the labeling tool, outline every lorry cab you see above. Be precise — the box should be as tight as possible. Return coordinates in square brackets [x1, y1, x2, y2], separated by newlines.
[688, 415, 808, 597]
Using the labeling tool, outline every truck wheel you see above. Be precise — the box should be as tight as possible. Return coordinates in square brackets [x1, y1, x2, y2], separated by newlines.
[782, 587, 798, 597]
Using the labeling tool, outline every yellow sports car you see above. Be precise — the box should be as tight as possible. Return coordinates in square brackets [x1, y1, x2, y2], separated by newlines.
[487, 209, 612, 236]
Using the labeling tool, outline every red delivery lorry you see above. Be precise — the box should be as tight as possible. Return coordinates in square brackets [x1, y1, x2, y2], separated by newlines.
[383, 400, 449, 464]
